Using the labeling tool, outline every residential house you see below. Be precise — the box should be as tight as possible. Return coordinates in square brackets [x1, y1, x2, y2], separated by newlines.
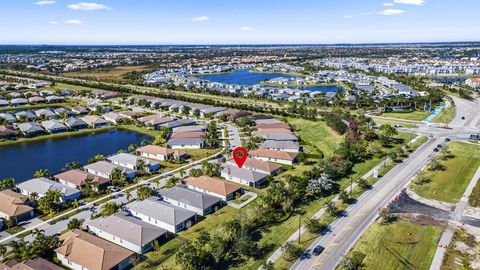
[0, 190, 34, 223]
[0, 113, 16, 123]
[71, 106, 89, 115]
[17, 177, 81, 202]
[107, 153, 160, 172]
[227, 158, 282, 175]
[91, 89, 120, 99]
[102, 112, 127, 124]
[10, 98, 28, 107]
[54, 107, 75, 117]
[0, 258, 64, 270]
[119, 111, 145, 120]
[56, 229, 134, 270]
[84, 161, 136, 180]
[18, 122, 44, 137]
[0, 125, 16, 138]
[466, 78, 480, 88]
[126, 197, 196, 233]
[160, 119, 195, 129]
[158, 186, 223, 216]
[14, 111, 36, 121]
[86, 212, 168, 254]
[249, 149, 299, 166]
[81, 115, 109, 128]
[45, 95, 64, 103]
[183, 176, 242, 201]
[253, 118, 282, 125]
[138, 115, 175, 129]
[170, 131, 205, 139]
[252, 128, 293, 137]
[221, 164, 268, 188]
[41, 120, 68, 133]
[259, 133, 299, 142]
[55, 169, 110, 190]
[167, 137, 205, 149]
[215, 109, 250, 121]
[255, 123, 291, 130]
[0, 99, 8, 107]
[65, 117, 88, 130]
[136, 145, 188, 161]
[172, 125, 205, 133]
[35, 108, 56, 119]
[259, 141, 301, 153]
[28, 96, 46, 104]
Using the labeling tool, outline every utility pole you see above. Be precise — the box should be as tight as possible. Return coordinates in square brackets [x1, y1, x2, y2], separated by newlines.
[298, 214, 302, 244]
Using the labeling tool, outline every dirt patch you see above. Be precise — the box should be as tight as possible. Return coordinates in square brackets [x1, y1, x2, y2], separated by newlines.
[397, 213, 449, 227]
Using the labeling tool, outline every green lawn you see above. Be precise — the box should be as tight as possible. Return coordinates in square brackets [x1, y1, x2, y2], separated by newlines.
[412, 142, 480, 203]
[347, 219, 442, 270]
[285, 117, 342, 157]
[382, 110, 430, 121]
[431, 102, 456, 124]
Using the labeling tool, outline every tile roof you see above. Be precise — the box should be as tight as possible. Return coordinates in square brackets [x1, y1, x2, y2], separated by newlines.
[56, 229, 134, 270]
[55, 169, 110, 187]
[0, 190, 33, 217]
[183, 176, 242, 197]
[249, 149, 299, 161]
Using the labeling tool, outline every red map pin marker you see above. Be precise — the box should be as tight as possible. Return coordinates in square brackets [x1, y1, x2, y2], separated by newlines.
[233, 147, 248, 168]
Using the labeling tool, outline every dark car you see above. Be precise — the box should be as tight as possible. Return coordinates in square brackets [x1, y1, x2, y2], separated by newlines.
[462, 116, 465, 120]
[445, 138, 451, 142]
[312, 245, 325, 256]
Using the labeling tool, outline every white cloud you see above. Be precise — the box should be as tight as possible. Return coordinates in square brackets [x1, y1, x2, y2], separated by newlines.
[67, 2, 111, 11]
[344, 15, 354, 19]
[48, 21, 59, 25]
[64, 19, 84, 24]
[393, 0, 425, 5]
[383, 2, 395, 6]
[238, 26, 253, 31]
[378, 9, 405, 15]
[191, 16, 210, 22]
[35, 0, 55, 5]
[361, 11, 374, 15]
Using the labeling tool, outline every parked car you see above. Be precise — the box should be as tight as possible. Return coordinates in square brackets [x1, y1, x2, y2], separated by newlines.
[312, 245, 325, 256]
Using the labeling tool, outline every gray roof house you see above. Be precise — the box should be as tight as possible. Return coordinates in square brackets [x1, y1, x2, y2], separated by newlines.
[84, 161, 136, 180]
[172, 125, 205, 133]
[0, 113, 16, 123]
[10, 98, 28, 106]
[161, 119, 196, 129]
[41, 120, 68, 133]
[45, 95, 64, 103]
[221, 164, 268, 188]
[158, 186, 223, 216]
[260, 140, 301, 153]
[18, 122, 44, 137]
[102, 112, 127, 124]
[54, 108, 74, 117]
[0, 99, 8, 107]
[260, 133, 299, 142]
[167, 137, 205, 149]
[16, 177, 81, 202]
[35, 108, 56, 119]
[71, 106, 89, 115]
[65, 117, 88, 130]
[15, 111, 37, 121]
[126, 197, 196, 233]
[85, 212, 168, 254]
[107, 153, 160, 172]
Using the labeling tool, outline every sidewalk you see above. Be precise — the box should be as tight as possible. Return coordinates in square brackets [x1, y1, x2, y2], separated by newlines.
[429, 164, 480, 270]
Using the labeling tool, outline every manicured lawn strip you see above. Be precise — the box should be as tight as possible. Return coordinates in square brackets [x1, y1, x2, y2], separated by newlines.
[5, 225, 25, 235]
[372, 117, 417, 128]
[408, 136, 428, 152]
[382, 110, 430, 121]
[132, 236, 187, 270]
[346, 219, 442, 270]
[411, 142, 480, 203]
[285, 117, 342, 157]
[431, 101, 456, 124]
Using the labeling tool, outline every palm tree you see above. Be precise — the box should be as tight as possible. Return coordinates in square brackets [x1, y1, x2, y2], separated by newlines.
[136, 186, 153, 200]
[0, 244, 6, 257]
[100, 202, 120, 216]
[125, 189, 132, 201]
[72, 199, 79, 208]
[33, 169, 49, 178]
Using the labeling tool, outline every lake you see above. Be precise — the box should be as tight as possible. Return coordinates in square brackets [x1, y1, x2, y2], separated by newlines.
[0, 129, 151, 183]
[198, 69, 344, 92]
[198, 69, 294, 86]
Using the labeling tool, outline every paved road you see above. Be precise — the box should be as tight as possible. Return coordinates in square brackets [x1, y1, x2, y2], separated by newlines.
[291, 137, 442, 270]
[292, 95, 480, 270]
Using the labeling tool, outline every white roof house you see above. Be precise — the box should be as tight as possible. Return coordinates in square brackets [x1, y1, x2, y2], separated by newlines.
[16, 177, 81, 201]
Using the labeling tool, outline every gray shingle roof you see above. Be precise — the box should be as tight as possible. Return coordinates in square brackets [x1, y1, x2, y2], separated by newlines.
[167, 137, 204, 147]
[17, 177, 80, 197]
[222, 164, 268, 183]
[158, 186, 221, 210]
[126, 197, 196, 226]
[86, 212, 167, 247]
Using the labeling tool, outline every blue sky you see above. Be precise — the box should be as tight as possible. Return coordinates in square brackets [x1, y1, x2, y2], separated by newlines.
[0, 0, 478, 44]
